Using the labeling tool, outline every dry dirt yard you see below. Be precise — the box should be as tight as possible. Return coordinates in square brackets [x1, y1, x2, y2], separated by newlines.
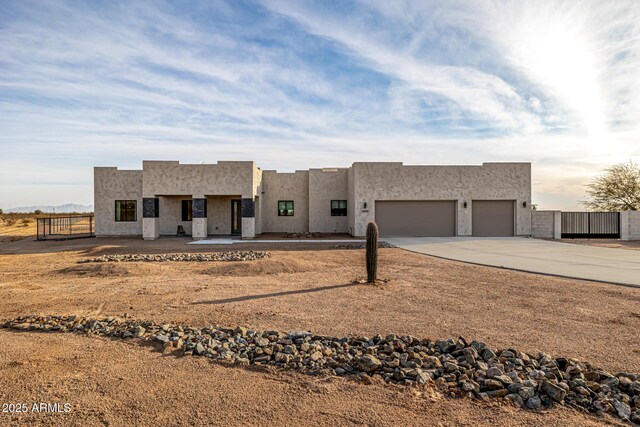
[0, 236, 639, 426]
[560, 238, 640, 251]
[0, 215, 37, 244]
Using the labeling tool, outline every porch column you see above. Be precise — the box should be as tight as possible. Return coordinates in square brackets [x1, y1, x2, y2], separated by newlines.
[142, 197, 159, 240]
[192, 197, 207, 240]
[241, 197, 256, 239]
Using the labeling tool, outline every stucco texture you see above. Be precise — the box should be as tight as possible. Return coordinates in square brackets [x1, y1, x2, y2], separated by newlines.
[94, 168, 143, 236]
[261, 170, 309, 233]
[308, 168, 349, 233]
[621, 211, 640, 240]
[206, 196, 239, 235]
[142, 161, 256, 199]
[159, 196, 192, 236]
[350, 162, 531, 237]
[94, 161, 532, 239]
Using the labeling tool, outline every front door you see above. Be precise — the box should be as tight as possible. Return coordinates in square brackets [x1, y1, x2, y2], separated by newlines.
[231, 199, 242, 235]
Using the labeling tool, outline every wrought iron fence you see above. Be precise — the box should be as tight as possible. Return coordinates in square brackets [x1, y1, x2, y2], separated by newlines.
[36, 215, 95, 241]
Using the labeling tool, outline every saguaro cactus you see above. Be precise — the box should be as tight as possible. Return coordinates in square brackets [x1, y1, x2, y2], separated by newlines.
[366, 221, 378, 283]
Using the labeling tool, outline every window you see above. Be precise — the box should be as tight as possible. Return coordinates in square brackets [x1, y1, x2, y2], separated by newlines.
[181, 200, 193, 221]
[331, 200, 347, 216]
[278, 200, 294, 216]
[115, 200, 137, 222]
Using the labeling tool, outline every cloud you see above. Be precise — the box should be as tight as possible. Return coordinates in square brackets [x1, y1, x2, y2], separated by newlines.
[0, 0, 639, 209]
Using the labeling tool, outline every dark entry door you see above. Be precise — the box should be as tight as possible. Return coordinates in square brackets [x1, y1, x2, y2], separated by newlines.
[231, 199, 242, 235]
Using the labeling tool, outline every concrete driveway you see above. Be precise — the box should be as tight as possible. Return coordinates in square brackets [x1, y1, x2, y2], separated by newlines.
[384, 237, 640, 287]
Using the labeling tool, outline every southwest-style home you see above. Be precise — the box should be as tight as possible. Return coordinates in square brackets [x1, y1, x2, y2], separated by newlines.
[94, 161, 531, 239]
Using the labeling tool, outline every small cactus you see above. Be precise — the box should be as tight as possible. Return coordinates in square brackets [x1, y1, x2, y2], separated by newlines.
[366, 221, 378, 283]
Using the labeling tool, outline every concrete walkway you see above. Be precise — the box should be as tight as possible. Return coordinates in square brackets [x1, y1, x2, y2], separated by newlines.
[385, 237, 640, 288]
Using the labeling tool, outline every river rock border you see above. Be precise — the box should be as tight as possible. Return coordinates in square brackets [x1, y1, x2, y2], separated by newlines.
[2, 315, 638, 423]
[79, 251, 271, 263]
[332, 242, 396, 250]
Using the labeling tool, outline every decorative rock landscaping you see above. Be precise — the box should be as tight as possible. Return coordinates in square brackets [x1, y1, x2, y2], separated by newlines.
[79, 251, 271, 263]
[2, 315, 639, 424]
[332, 242, 395, 250]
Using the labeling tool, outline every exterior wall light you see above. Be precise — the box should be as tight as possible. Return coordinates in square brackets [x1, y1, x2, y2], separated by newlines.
[523, 201, 527, 208]
[363, 202, 367, 209]
[463, 202, 467, 208]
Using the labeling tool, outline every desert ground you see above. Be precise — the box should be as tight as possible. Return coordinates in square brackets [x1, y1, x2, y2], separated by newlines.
[0, 214, 37, 244]
[0, 231, 638, 426]
[560, 238, 640, 251]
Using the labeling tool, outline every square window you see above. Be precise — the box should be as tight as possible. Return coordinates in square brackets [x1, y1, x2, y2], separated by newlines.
[115, 200, 137, 222]
[278, 200, 294, 216]
[331, 200, 347, 216]
[181, 200, 193, 222]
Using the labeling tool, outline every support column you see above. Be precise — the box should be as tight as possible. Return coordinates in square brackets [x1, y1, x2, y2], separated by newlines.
[192, 198, 207, 240]
[241, 197, 255, 239]
[458, 198, 471, 236]
[553, 211, 562, 239]
[142, 197, 159, 240]
[620, 211, 629, 241]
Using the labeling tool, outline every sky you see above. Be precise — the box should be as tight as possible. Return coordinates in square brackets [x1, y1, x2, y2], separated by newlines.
[1, 0, 639, 210]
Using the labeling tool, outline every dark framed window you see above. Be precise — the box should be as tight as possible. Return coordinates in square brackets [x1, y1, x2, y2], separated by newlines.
[278, 200, 294, 216]
[331, 200, 347, 216]
[115, 200, 137, 222]
[181, 200, 193, 221]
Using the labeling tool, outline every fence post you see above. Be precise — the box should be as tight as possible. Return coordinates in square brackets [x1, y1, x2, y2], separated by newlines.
[553, 211, 561, 239]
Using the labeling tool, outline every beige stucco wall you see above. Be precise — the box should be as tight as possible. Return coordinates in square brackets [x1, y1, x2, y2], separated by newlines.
[347, 167, 356, 235]
[206, 195, 238, 235]
[308, 168, 349, 233]
[95, 160, 532, 239]
[620, 211, 640, 241]
[261, 170, 309, 233]
[94, 167, 143, 236]
[142, 161, 257, 198]
[159, 196, 192, 235]
[350, 162, 531, 237]
[253, 164, 263, 235]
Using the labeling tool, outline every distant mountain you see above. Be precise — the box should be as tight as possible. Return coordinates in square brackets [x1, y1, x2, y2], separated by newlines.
[4, 203, 94, 213]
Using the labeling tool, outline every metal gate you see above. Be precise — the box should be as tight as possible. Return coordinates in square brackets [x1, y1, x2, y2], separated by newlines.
[37, 215, 95, 240]
[561, 212, 620, 238]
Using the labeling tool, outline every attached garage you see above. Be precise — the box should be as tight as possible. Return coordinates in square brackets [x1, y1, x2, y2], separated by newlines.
[375, 201, 456, 237]
[472, 200, 515, 236]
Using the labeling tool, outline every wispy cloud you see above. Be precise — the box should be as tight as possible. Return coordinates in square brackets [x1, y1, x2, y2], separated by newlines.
[0, 0, 639, 209]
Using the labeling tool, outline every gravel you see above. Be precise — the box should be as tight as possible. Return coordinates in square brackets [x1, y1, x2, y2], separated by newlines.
[3, 314, 639, 423]
[79, 251, 271, 263]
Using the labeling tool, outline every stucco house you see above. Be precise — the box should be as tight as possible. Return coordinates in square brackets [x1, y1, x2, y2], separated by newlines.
[94, 161, 531, 239]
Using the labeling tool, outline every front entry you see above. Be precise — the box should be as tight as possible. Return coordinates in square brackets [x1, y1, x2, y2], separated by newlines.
[231, 199, 242, 235]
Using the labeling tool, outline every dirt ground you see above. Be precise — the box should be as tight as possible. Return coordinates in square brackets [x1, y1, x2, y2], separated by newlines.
[560, 238, 640, 251]
[0, 236, 638, 426]
[0, 216, 37, 244]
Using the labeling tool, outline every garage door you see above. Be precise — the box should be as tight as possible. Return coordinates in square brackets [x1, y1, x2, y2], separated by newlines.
[472, 200, 514, 236]
[375, 201, 456, 237]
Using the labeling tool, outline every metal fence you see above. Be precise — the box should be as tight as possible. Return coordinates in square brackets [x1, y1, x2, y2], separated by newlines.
[36, 215, 95, 241]
[561, 212, 620, 238]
